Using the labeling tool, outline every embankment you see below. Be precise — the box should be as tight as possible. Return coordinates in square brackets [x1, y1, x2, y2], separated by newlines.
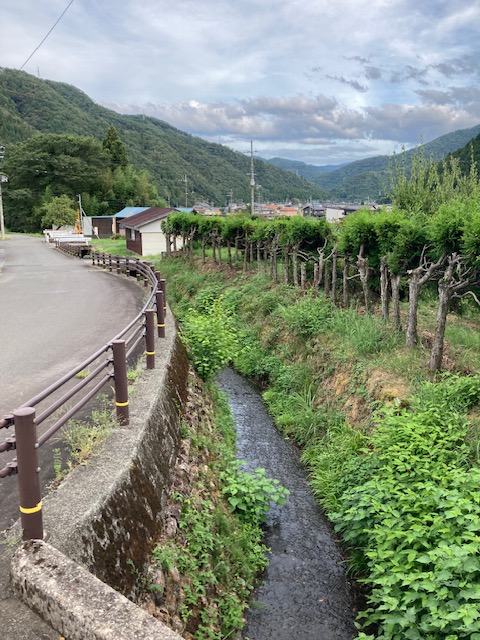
[9, 312, 190, 640]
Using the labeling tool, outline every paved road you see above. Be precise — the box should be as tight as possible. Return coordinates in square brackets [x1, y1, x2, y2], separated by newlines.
[0, 235, 145, 532]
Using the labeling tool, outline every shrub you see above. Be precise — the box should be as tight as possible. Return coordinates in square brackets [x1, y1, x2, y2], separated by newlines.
[329, 376, 480, 638]
[221, 461, 289, 525]
[276, 294, 333, 339]
[180, 296, 242, 380]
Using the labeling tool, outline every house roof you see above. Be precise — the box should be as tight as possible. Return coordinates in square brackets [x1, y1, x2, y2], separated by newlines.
[114, 206, 150, 219]
[121, 207, 177, 230]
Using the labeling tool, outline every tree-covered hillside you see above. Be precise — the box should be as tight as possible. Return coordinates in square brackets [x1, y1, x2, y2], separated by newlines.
[265, 157, 345, 180]
[445, 133, 480, 174]
[0, 68, 327, 207]
[266, 125, 480, 201]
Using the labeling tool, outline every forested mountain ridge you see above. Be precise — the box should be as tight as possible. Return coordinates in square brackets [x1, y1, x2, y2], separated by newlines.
[446, 132, 480, 174]
[265, 157, 346, 180]
[265, 124, 480, 201]
[0, 68, 327, 206]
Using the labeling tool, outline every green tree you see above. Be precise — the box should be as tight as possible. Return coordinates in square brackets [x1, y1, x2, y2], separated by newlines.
[102, 125, 128, 169]
[41, 194, 78, 229]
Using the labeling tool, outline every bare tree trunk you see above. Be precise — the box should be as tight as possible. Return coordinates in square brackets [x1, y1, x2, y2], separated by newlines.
[212, 233, 217, 264]
[324, 263, 330, 297]
[313, 263, 319, 296]
[227, 240, 232, 267]
[390, 272, 402, 331]
[243, 236, 249, 273]
[173, 234, 177, 253]
[357, 249, 370, 313]
[234, 236, 240, 267]
[284, 250, 290, 285]
[429, 276, 451, 371]
[380, 256, 390, 321]
[300, 262, 306, 290]
[293, 247, 299, 287]
[316, 250, 325, 290]
[406, 253, 446, 348]
[250, 240, 254, 264]
[331, 247, 338, 306]
[257, 240, 262, 270]
[201, 236, 207, 264]
[217, 236, 222, 264]
[406, 271, 421, 347]
[166, 233, 172, 256]
[343, 256, 350, 308]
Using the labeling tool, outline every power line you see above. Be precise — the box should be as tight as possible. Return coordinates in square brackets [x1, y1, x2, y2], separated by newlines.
[19, 0, 75, 71]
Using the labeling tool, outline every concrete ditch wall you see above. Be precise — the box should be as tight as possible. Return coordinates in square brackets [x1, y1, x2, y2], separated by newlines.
[10, 314, 189, 639]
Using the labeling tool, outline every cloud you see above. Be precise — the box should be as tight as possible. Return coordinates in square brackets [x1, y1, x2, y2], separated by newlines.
[2, 0, 480, 165]
[364, 66, 382, 80]
[326, 76, 368, 93]
[390, 65, 429, 84]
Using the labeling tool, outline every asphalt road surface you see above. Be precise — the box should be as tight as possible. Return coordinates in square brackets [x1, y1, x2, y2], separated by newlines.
[0, 235, 145, 532]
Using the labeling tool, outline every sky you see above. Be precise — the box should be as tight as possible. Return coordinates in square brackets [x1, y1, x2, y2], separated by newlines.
[2, 0, 480, 166]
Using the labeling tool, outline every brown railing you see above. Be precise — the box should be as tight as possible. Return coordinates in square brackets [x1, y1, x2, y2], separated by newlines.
[0, 247, 167, 540]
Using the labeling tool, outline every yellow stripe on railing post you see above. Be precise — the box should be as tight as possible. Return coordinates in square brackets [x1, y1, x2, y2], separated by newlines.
[156, 290, 165, 338]
[14, 407, 44, 541]
[112, 340, 129, 425]
[159, 279, 167, 315]
[145, 309, 156, 370]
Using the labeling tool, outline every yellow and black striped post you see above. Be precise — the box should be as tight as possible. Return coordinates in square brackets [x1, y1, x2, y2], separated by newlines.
[156, 290, 165, 338]
[159, 279, 167, 315]
[145, 309, 156, 370]
[112, 340, 129, 425]
[14, 407, 43, 540]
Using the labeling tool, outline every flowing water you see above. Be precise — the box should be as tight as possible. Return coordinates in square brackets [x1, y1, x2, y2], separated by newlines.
[217, 368, 357, 640]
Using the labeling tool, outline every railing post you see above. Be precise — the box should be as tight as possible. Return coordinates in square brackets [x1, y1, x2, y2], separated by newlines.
[159, 279, 167, 315]
[116, 256, 121, 274]
[125, 257, 130, 277]
[136, 259, 141, 283]
[102, 252, 106, 268]
[108, 254, 112, 272]
[91, 249, 96, 266]
[112, 340, 129, 425]
[14, 407, 43, 540]
[156, 290, 165, 338]
[145, 310, 155, 369]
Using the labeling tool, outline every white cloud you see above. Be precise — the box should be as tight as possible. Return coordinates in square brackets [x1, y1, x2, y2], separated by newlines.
[1, 0, 479, 164]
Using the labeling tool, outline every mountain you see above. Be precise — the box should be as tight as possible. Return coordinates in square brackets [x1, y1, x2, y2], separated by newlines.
[264, 157, 345, 180]
[0, 68, 327, 206]
[265, 125, 480, 201]
[445, 133, 480, 174]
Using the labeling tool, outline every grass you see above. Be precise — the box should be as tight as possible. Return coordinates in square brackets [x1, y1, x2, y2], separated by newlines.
[64, 400, 118, 466]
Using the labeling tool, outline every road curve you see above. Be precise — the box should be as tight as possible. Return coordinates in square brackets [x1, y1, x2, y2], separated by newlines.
[0, 234, 146, 532]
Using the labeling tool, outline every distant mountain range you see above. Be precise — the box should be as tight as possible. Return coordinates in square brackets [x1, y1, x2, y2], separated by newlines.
[265, 125, 480, 201]
[1, 67, 479, 204]
[0, 68, 327, 206]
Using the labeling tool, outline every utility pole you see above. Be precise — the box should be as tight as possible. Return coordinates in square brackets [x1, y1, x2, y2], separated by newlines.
[181, 175, 188, 208]
[250, 140, 255, 217]
[0, 146, 6, 240]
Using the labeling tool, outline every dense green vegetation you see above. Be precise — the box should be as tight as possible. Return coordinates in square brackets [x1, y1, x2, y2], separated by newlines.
[153, 248, 479, 638]
[0, 67, 326, 211]
[139, 159, 479, 636]
[2, 129, 163, 231]
[162, 181, 480, 372]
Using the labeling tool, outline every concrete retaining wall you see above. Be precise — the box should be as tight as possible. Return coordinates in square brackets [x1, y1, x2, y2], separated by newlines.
[10, 313, 189, 638]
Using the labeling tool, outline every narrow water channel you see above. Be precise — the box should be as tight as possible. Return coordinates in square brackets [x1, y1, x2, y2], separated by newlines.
[217, 368, 357, 640]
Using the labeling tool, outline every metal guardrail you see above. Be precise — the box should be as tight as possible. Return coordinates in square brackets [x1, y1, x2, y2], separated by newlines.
[0, 247, 167, 541]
